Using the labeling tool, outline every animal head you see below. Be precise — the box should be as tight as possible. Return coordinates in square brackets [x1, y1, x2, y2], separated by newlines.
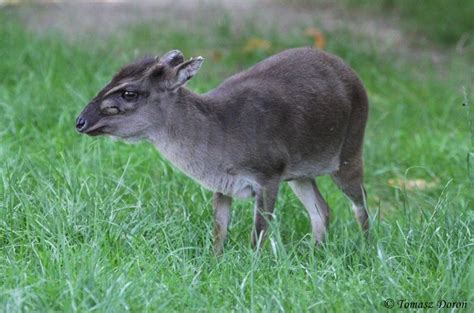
[75, 50, 204, 140]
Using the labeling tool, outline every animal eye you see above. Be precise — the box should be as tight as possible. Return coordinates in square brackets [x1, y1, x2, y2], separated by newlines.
[122, 91, 138, 101]
[103, 106, 120, 115]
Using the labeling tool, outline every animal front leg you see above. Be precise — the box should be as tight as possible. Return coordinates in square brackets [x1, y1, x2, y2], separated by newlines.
[252, 180, 280, 248]
[213, 192, 232, 255]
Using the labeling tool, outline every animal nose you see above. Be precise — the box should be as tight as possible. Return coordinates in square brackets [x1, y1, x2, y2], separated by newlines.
[76, 116, 87, 132]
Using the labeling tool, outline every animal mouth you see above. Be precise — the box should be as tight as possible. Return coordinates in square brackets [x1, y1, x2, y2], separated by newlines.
[84, 125, 108, 136]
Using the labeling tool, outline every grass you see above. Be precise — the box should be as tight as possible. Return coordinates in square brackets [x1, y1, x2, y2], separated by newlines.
[285, 0, 473, 54]
[0, 5, 473, 312]
[339, 0, 473, 48]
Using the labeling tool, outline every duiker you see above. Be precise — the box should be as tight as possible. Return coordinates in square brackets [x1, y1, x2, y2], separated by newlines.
[76, 48, 369, 254]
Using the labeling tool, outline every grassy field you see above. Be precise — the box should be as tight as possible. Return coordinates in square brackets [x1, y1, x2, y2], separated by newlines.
[345, 0, 474, 48]
[0, 4, 473, 312]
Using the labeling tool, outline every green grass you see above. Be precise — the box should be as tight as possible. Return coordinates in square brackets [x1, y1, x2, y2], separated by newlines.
[285, 0, 473, 49]
[0, 8, 473, 312]
[344, 0, 474, 48]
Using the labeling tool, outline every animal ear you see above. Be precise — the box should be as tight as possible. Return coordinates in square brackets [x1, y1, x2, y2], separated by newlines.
[167, 57, 204, 90]
[160, 50, 185, 67]
[146, 62, 165, 79]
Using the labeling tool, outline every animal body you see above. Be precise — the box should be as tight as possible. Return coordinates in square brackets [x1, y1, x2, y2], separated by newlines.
[76, 47, 369, 253]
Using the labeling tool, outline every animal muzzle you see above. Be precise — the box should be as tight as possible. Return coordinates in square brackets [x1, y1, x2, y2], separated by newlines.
[75, 116, 88, 132]
[75, 114, 107, 136]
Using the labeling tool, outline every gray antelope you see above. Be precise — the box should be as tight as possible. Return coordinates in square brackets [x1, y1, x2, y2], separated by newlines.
[76, 48, 369, 254]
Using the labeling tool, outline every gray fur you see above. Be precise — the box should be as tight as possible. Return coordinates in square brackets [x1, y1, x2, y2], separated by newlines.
[76, 47, 369, 253]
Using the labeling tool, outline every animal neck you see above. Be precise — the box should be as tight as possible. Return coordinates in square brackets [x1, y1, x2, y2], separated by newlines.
[148, 87, 219, 152]
[176, 87, 215, 118]
[147, 87, 230, 188]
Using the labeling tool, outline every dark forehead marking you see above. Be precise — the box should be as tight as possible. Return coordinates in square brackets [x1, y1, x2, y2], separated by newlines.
[111, 56, 157, 84]
[96, 56, 157, 98]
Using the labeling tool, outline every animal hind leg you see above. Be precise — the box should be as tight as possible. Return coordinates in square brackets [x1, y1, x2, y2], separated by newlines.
[331, 159, 369, 232]
[288, 178, 330, 244]
[213, 192, 232, 255]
